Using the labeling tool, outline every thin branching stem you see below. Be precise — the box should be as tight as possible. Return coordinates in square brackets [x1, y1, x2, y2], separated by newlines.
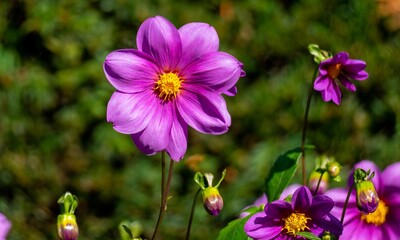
[313, 170, 325, 195]
[341, 183, 354, 224]
[185, 188, 201, 240]
[152, 154, 175, 240]
[301, 68, 318, 185]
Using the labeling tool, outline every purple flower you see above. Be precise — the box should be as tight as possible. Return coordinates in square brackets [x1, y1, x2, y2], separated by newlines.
[314, 51, 368, 105]
[0, 213, 11, 239]
[244, 186, 342, 239]
[103, 16, 245, 161]
[325, 160, 400, 240]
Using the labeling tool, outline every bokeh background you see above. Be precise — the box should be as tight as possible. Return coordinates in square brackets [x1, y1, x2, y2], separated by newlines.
[1, 0, 400, 239]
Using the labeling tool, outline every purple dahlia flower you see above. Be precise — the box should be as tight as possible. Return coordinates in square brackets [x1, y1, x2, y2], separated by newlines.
[0, 213, 11, 239]
[314, 51, 368, 105]
[244, 186, 342, 239]
[103, 16, 245, 161]
[325, 160, 400, 240]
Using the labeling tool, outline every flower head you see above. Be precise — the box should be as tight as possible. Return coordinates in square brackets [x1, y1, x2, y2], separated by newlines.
[314, 51, 368, 105]
[0, 213, 11, 239]
[325, 160, 400, 240]
[103, 16, 245, 161]
[244, 186, 343, 239]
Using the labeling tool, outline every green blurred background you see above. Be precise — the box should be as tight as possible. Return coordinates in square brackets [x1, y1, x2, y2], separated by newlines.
[1, 0, 399, 239]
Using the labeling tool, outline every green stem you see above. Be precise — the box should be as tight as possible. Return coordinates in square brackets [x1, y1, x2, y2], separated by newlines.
[301, 68, 318, 185]
[313, 171, 325, 195]
[152, 156, 175, 240]
[185, 188, 201, 240]
[340, 183, 354, 224]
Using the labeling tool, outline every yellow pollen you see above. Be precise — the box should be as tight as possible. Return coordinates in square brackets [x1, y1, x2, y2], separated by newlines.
[282, 212, 311, 236]
[361, 201, 389, 226]
[154, 72, 182, 101]
[327, 63, 341, 78]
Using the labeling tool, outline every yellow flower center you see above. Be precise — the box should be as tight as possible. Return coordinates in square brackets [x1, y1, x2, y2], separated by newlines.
[154, 72, 182, 101]
[360, 201, 389, 226]
[327, 63, 341, 78]
[282, 212, 311, 236]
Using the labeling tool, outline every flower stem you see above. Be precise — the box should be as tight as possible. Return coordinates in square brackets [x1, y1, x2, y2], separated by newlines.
[301, 68, 318, 185]
[152, 156, 175, 240]
[313, 170, 325, 195]
[185, 188, 201, 240]
[340, 183, 354, 224]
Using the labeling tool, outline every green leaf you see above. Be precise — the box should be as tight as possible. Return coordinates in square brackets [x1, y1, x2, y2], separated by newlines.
[122, 225, 133, 239]
[239, 206, 264, 216]
[264, 147, 302, 202]
[217, 216, 250, 240]
[297, 231, 321, 240]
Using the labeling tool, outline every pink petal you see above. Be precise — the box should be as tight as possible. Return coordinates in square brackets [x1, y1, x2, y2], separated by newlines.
[130, 100, 173, 153]
[291, 186, 312, 212]
[342, 59, 367, 73]
[176, 86, 231, 134]
[314, 75, 330, 91]
[244, 212, 282, 240]
[104, 49, 159, 93]
[382, 162, 400, 189]
[346, 70, 369, 81]
[178, 22, 219, 68]
[136, 16, 182, 72]
[107, 91, 158, 134]
[307, 195, 334, 219]
[165, 109, 188, 161]
[181, 52, 243, 94]
[223, 86, 237, 96]
[338, 74, 356, 92]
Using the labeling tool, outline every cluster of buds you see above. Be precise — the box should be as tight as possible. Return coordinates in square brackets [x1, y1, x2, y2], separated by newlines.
[194, 170, 226, 216]
[57, 192, 79, 240]
[353, 168, 379, 214]
[308, 155, 342, 195]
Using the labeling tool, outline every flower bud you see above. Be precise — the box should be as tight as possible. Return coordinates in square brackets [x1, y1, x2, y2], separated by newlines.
[327, 162, 341, 178]
[355, 180, 379, 214]
[308, 170, 329, 195]
[57, 214, 79, 240]
[201, 187, 223, 216]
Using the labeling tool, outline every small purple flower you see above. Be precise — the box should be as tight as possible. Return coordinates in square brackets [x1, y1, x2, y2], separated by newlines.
[103, 16, 245, 161]
[314, 51, 368, 105]
[0, 213, 11, 239]
[244, 186, 342, 239]
[325, 160, 400, 240]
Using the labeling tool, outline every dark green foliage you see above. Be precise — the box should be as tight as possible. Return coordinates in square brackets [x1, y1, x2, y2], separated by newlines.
[1, 0, 399, 239]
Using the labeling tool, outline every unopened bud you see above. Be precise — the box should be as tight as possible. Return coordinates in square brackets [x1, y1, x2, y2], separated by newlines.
[327, 162, 341, 178]
[308, 170, 329, 195]
[354, 169, 379, 214]
[202, 187, 223, 216]
[57, 214, 79, 240]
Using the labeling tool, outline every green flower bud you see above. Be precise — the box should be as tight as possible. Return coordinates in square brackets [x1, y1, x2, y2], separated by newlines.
[57, 214, 79, 240]
[354, 169, 379, 214]
[202, 187, 223, 216]
[327, 162, 341, 178]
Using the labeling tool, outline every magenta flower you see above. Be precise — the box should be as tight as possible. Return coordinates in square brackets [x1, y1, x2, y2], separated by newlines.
[0, 213, 11, 239]
[314, 51, 368, 105]
[325, 160, 400, 240]
[244, 186, 342, 239]
[103, 16, 245, 161]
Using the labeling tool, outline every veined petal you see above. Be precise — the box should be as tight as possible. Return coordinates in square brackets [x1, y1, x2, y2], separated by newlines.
[178, 22, 219, 67]
[107, 90, 158, 134]
[314, 75, 330, 91]
[324, 80, 341, 105]
[291, 186, 312, 212]
[131, 100, 174, 153]
[307, 195, 334, 219]
[223, 86, 237, 96]
[136, 16, 182, 71]
[335, 51, 349, 64]
[342, 59, 367, 73]
[104, 49, 159, 93]
[181, 52, 243, 94]
[264, 201, 292, 220]
[346, 70, 369, 81]
[176, 86, 231, 134]
[338, 74, 356, 92]
[165, 109, 188, 161]
[313, 213, 343, 238]
[244, 212, 282, 240]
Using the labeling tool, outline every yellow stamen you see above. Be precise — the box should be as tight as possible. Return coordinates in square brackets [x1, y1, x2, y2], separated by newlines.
[282, 212, 311, 236]
[154, 72, 182, 101]
[327, 63, 341, 78]
[361, 201, 389, 226]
